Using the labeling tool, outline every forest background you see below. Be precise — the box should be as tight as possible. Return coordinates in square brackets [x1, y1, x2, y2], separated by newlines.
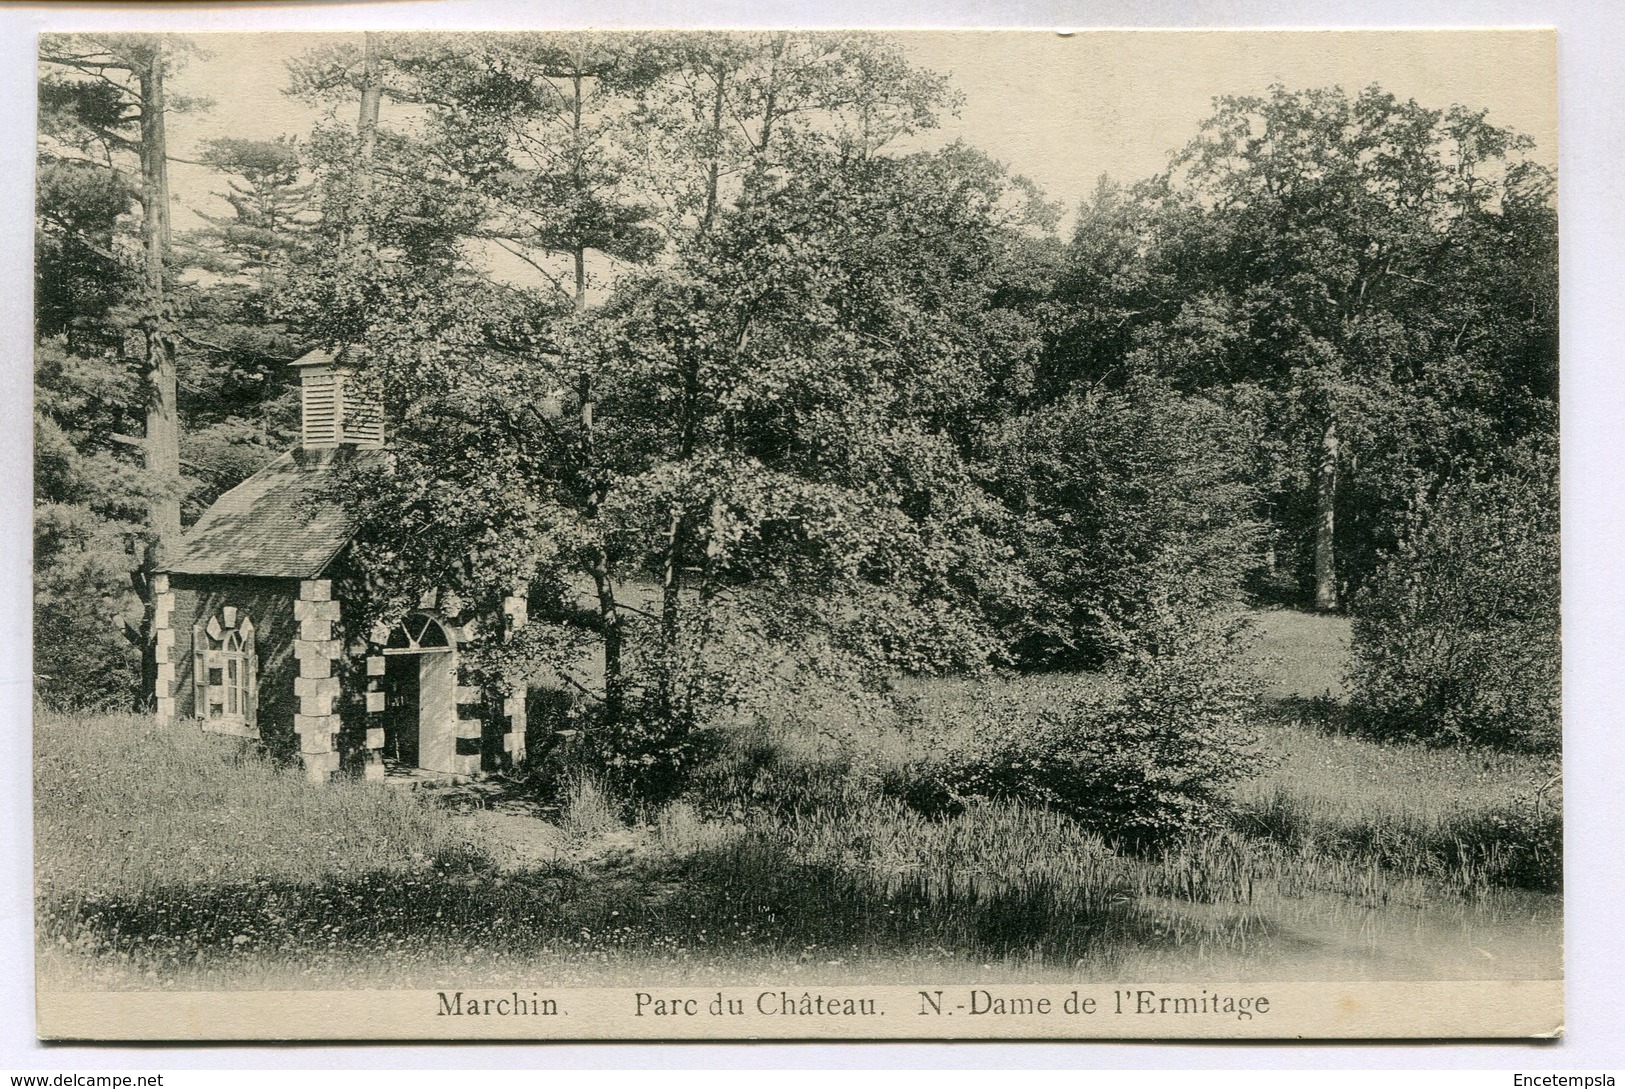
[10, 4, 1625, 1072]
[34, 30, 1559, 800]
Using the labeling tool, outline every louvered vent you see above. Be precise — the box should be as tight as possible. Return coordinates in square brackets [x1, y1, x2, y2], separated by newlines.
[343, 376, 385, 448]
[295, 359, 385, 450]
[301, 373, 339, 448]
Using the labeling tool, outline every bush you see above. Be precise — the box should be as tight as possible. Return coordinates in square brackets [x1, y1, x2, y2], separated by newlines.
[549, 693, 718, 809]
[1348, 444, 1560, 753]
[33, 502, 142, 712]
[923, 615, 1269, 848]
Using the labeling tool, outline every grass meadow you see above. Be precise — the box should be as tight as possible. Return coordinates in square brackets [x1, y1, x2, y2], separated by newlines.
[34, 611, 1561, 991]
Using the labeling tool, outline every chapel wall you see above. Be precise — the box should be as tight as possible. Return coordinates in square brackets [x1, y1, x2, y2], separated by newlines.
[166, 574, 302, 759]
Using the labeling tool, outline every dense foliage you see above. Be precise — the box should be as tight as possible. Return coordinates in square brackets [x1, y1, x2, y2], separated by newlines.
[1046, 87, 1558, 610]
[35, 35, 307, 708]
[992, 376, 1261, 667]
[1348, 442, 1561, 753]
[916, 616, 1268, 847]
[34, 35, 1558, 776]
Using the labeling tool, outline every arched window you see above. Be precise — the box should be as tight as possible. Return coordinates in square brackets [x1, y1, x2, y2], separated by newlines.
[193, 606, 257, 735]
[383, 613, 451, 652]
[221, 630, 249, 719]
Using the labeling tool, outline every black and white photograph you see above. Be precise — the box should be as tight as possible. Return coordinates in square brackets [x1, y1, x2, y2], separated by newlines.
[28, 26, 1563, 1040]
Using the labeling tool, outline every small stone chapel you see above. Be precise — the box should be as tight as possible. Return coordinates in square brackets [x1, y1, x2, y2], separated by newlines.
[150, 348, 529, 782]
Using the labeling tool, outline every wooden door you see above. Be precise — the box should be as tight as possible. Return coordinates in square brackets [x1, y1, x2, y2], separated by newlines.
[417, 650, 457, 773]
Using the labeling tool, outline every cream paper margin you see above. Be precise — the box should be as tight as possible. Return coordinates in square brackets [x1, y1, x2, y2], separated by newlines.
[31, 27, 1562, 1045]
[37, 982, 1563, 1040]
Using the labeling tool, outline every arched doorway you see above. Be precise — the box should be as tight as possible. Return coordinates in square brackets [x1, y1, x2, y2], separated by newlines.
[381, 613, 457, 774]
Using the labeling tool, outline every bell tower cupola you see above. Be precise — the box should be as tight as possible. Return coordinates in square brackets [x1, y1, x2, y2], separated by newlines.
[290, 347, 383, 450]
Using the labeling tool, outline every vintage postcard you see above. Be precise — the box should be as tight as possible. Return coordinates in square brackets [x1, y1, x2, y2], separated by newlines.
[31, 27, 1561, 1040]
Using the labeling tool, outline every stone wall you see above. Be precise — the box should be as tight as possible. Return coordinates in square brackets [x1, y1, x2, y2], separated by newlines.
[166, 574, 301, 758]
[166, 573, 528, 783]
[499, 592, 528, 768]
[151, 574, 175, 723]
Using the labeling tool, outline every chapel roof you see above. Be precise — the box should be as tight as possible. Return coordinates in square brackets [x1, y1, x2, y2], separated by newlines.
[166, 446, 384, 579]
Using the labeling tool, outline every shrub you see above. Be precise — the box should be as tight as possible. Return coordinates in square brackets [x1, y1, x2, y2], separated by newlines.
[923, 614, 1269, 848]
[567, 589, 905, 808]
[35, 342, 148, 713]
[33, 502, 142, 712]
[551, 693, 718, 809]
[1348, 444, 1560, 753]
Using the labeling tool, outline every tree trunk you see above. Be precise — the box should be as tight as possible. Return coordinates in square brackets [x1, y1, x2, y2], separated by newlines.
[557, 68, 625, 720]
[700, 495, 726, 603]
[576, 360, 624, 720]
[587, 547, 624, 721]
[1314, 417, 1340, 612]
[657, 331, 708, 716]
[701, 64, 726, 234]
[657, 510, 684, 718]
[354, 31, 382, 236]
[137, 42, 180, 570]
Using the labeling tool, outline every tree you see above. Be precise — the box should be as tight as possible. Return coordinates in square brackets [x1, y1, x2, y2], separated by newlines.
[395, 33, 669, 308]
[189, 137, 313, 296]
[576, 145, 1046, 727]
[287, 34, 1051, 797]
[1049, 85, 1557, 609]
[1188, 87, 1557, 609]
[173, 135, 317, 512]
[991, 374, 1262, 667]
[1036, 175, 1171, 401]
[34, 338, 147, 709]
[284, 36, 1007, 786]
[282, 32, 488, 347]
[37, 34, 205, 708]
[388, 34, 677, 716]
[626, 32, 954, 240]
[34, 160, 132, 352]
[40, 34, 192, 567]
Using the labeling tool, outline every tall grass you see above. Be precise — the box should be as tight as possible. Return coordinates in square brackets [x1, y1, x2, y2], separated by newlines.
[35, 711, 479, 895]
[560, 773, 621, 838]
[1245, 710, 1556, 815]
[655, 796, 1282, 973]
[870, 613, 1560, 893]
[38, 712, 1259, 987]
[35, 710, 490, 985]
[35, 641, 1562, 990]
[1236, 717, 1561, 892]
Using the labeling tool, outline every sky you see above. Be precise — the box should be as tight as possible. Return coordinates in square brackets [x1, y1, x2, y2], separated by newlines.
[156, 29, 1557, 233]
